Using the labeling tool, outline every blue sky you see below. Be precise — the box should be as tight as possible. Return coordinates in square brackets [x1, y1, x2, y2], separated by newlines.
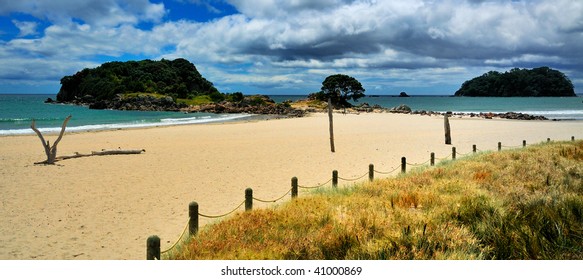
[0, 0, 582, 95]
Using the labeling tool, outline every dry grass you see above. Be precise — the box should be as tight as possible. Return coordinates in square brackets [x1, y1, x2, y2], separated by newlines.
[170, 141, 583, 260]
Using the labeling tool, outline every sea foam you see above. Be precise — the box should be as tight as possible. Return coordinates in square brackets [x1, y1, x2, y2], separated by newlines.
[0, 113, 251, 136]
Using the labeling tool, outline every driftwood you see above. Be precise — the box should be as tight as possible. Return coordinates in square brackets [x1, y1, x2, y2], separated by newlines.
[56, 149, 146, 162]
[31, 115, 145, 164]
[31, 115, 72, 164]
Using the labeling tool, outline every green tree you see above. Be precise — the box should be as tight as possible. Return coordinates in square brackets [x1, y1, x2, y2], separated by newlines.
[320, 74, 366, 153]
[321, 74, 366, 109]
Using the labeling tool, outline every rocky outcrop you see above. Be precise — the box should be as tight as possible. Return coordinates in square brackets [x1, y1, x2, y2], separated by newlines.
[389, 104, 412, 113]
[409, 110, 548, 120]
[187, 95, 306, 117]
[48, 94, 187, 111]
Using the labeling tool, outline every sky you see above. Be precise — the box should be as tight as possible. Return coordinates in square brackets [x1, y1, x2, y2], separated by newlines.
[0, 0, 582, 95]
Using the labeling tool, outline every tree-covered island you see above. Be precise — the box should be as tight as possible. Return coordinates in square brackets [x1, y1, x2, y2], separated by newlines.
[454, 67, 576, 97]
[54, 58, 304, 116]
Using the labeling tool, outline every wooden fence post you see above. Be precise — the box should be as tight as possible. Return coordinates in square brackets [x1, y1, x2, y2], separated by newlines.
[147, 235, 161, 260]
[401, 157, 406, 173]
[332, 170, 338, 188]
[189, 202, 199, 235]
[245, 188, 253, 211]
[369, 164, 374, 181]
[547, 138, 551, 143]
[473, 145, 476, 153]
[444, 114, 452, 145]
[430, 153, 435, 166]
[452, 147, 456, 160]
[291, 177, 298, 199]
[498, 142, 502, 151]
[523, 140, 526, 147]
[572, 136, 575, 141]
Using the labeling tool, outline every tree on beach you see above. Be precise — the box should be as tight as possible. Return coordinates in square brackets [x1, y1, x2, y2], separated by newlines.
[320, 74, 366, 152]
[320, 74, 366, 109]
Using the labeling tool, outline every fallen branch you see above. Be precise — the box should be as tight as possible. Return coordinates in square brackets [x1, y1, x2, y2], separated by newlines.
[31, 115, 72, 164]
[52, 149, 146, 162]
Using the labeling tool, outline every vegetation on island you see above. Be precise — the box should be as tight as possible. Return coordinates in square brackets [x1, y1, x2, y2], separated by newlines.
[454, 67, 575, 97]
[54, 58, 304, 115]
[170, 140, 583, 260]
[57, 58, 223, 103]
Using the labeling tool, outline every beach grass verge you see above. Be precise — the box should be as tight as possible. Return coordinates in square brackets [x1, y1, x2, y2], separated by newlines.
[169, 140, 583, 260]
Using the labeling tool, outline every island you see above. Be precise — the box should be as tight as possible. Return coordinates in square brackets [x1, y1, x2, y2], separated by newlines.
[454, 67, 576, 97]
[53, 58, 304, 116]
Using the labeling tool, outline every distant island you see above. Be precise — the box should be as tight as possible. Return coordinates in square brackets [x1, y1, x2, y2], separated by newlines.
[53, 58, 304, 116]
[57, 58, 219, 103]
[454, 67, 576, 97]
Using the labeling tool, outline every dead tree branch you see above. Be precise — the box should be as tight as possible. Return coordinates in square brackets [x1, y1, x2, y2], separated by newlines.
[56, 149, 146, 161]
[31, 115, 72, 164]
[31, 115, 145, 164]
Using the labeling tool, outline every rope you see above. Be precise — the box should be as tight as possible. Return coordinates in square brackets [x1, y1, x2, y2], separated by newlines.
[253, 188, 293, 203]
[435, 154, 451, 161]
[161, 220, 189, 255]
[198, 200, 246, 219]
[374, 165, 400, 174]
[456, 151, 473, 156]
[338, 171, 369, 182]
[298, 178, 332, 189]
[501, 144, 523, 148]
[406, 159, 430, 166]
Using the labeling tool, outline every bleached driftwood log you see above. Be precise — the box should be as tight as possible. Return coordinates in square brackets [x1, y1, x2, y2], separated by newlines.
[56, 149, 146, 161]
[31, 115, 145, 164]
[31, 115, 72, 164]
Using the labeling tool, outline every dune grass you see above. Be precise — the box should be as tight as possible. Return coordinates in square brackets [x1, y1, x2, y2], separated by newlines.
[170, 140, 583, 260]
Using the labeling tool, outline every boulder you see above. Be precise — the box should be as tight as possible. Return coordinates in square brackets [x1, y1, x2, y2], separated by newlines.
[389, 104, 412, 113]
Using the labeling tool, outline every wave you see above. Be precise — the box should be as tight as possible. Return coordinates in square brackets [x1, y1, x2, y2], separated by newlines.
[0, 117, 62, 123]
[0, 114, 251, 136]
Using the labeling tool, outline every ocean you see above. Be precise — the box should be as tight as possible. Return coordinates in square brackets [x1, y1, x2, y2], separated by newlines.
[0, 94, 250, 135]
[1, 94, 582, 135]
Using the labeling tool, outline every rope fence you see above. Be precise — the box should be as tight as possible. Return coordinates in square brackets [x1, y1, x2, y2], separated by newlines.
[146, 135, 578, 259]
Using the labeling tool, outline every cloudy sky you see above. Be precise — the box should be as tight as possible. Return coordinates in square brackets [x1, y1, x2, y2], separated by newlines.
[0, 0, 582, 95]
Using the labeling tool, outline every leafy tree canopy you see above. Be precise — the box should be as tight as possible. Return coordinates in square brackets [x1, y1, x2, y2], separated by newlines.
[317, 74, 366, 108]
[57, 58, 219, 102]
[454, 67, 575, 97]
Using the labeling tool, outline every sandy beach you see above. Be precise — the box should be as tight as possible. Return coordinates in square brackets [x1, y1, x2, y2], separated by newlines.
[0, 112, 581, 260]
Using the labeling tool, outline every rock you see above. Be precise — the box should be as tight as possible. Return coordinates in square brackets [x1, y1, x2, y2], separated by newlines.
[44, 97, 54, 103]
[399, 92, 410, 97]
[89, 100, 109, 110]
[188, 96, 305, 117]
[389, 104, 412, 113]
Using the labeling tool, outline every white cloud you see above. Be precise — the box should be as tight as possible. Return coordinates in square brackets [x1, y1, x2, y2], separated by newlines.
[0, 0, 166, 27]
[12, 20, 38, 37]
[1, 0, 583, 93]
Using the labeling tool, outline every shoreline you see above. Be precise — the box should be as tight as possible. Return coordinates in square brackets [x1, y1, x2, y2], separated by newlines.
[3, 109, 579, 137]
[1, 113, 582, 260]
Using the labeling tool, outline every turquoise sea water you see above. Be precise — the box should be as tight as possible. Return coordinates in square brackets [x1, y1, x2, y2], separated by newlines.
[1, 94, 582, 135]
[0, 94, 250, 135]
[271, 95, 583, 120]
